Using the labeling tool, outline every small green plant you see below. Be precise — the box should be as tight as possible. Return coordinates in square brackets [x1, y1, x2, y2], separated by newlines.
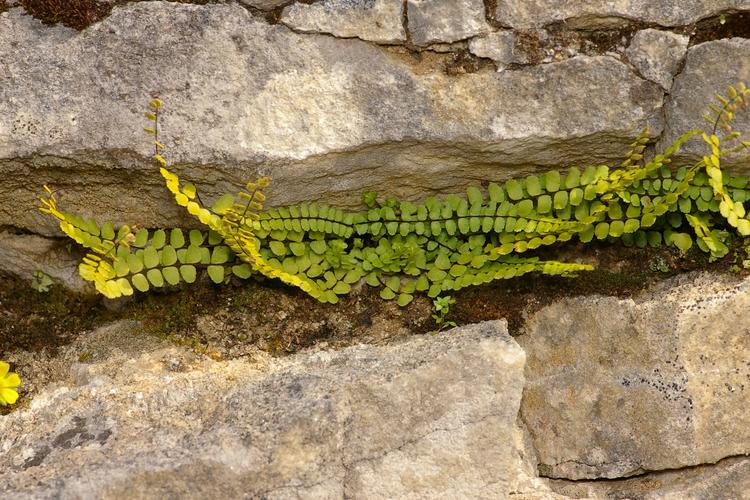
[431, 295, 457, 333]
[649, 256, 671, 274]
[0, 361, 21, 406]
[30, 270, 54, 293]
[39, 84, 750, 306]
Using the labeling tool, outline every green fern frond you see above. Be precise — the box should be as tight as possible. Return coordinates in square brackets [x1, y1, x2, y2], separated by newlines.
[38, 83, 750, 305]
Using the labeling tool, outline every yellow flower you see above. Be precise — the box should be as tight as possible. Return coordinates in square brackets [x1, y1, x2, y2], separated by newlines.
[0, 361, 21, 405]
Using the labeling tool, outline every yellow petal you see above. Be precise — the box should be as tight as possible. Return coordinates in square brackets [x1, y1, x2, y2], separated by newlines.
[0, 361, 8, 378]
[2, 373, 20, 388]
[0, 388, 18, 405]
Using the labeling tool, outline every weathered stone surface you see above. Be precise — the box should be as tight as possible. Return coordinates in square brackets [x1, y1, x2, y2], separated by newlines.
[658, 38, 750, 169]
[626, 29, 689, 90]
[518, 272, 750, 480]
[0, 3, 664, 237]
[510, 419, 575, 499]
[0, 231, 86, 291]
[281, 0, 406, 44]
[548, 455, 750, 499]
[238, 0, 288, 10]
[494, 0, 750, 28]
[469, 30, 529, 68]
[407, 0, 490, 45]
[0, 320, 528, 498]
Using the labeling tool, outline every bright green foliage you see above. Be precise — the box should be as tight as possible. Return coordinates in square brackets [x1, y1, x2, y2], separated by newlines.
[431, 295, 457, 333]
[39, 84, 750, 306]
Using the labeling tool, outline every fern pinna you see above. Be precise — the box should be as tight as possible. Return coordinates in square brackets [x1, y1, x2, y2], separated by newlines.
[40, 85, 750, 305]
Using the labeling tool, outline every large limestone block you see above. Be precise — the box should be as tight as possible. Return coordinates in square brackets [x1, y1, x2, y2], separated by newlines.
[0, 320, 527, 498]
[659, 38, 750, 170]
[518, 272, 750, 480]
[494, 0, 750, 28]
[0, 2, 663, 238]
[280, 0, 406, 44]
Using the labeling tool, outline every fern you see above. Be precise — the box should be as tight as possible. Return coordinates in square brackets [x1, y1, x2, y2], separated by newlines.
[40, 84, 750, 305]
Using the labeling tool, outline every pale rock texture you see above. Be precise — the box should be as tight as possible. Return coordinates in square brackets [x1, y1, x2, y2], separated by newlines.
[281, 0, 406, 44]
[407, 0, 491, 45]
[469, 30, 528, 68]
[518, 272, 750, 480]
[626, 29, 689, 90]
[494, 0, 750, 28]
[548, 455, 750, 499]
[0, 320, 529, 499]
[0, 231, 86, 291]
[658, 38, 750, 169]
[238, 0, 288, 10]
[0, 3, 663, 240]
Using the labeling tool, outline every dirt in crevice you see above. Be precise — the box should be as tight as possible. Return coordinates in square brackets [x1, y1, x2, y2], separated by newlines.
[688, 11, 750, 46]
[2, 239, 747, 364]
[18, 0, 113, 30]
[15, 0, 222, 30]
[450, 240, 748, 334]
[444, 50, 495, 75]
[482, 0, 499, 28]
[507, 23, 638, 67]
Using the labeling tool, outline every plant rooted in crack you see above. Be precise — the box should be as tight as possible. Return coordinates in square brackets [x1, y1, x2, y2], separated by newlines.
[40, 84, 750, 307]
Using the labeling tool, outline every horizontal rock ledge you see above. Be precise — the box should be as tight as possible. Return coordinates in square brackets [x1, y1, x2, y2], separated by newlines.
[0, 320, 527, 498]
[0, 2, 665, 236]
[493, 0, 750, 28]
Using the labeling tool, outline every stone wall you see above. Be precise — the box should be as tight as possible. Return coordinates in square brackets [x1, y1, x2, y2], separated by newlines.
[1, 273, 748, 498]
[1, 3, 750, 497]
[1, 1, 750, 242]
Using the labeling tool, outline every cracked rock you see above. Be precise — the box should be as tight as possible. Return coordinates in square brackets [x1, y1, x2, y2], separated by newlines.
[407, 0, 490, 46]
[626, 29, 688, 91]
[519, 272, 750, 480]
[0, 320, 528, 498]
[658, 38, 750, 169]
[493, 0, 750, 28]
[280, 0, 406, 44]
[548, 455, 750, 498]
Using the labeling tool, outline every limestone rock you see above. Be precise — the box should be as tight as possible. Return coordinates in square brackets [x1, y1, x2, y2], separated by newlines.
[280, 0, 406, 44]
[626, 29, 689, 90]
[518, 272, 750, 479]
[469, 30, 529, 68]
[658, 38, 750, 169]
[0, 231, 86, 292]
[0, 2, 664, 239]
[407, 0, 490, 45]
[0, 320, 528, 498]
[493, 0, 750, 28]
